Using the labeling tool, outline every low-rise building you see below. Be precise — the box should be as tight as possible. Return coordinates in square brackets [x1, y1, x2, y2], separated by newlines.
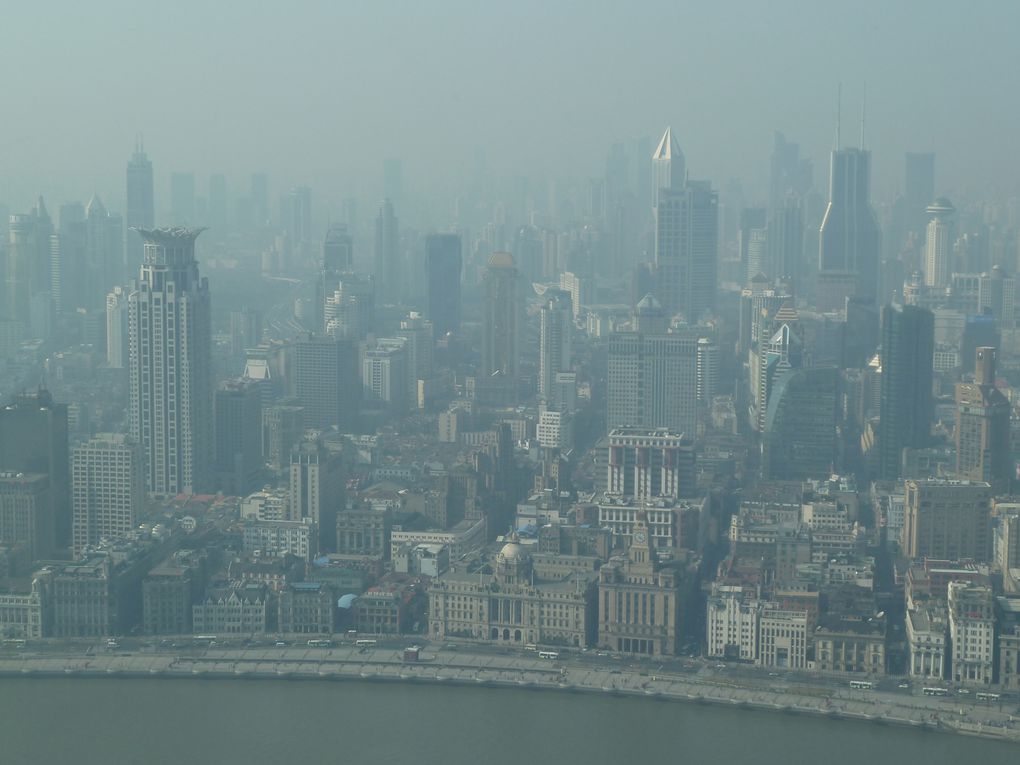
[142, 562, 193, 636]
[906, 605, 947, 680]
[0, 576, 49, 638]
[192, 583, 268, 635]
[242, 518, 318, 560]
[948, 580, 995, 686]
[392, 543, 449, 577]
[706, 584, 760, 661]
[278, 581, 335, 634]
[997, 596, 1020, 691]
[43, 557, 112, 638]
[758, 606, 808, 670]
[390, 517, 487, 560]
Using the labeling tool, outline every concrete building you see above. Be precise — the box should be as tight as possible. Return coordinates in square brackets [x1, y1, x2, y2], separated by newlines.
[902, 479, 992, 562]
[758, 606, 808, 670]
[243, 519, 317, 561]
[429, 534, 596, 648]
[390, 518, 487, 560]
[44, 557, 112, 638]
[336, 507, 391, 559]
[606, 428, 696, 499]
[706, 584, 760, 661]
[278, 581, 335, 634]
[479, 252, 521, 405]
[923, 198, 955, 289]
[597, 513, 682, 656]
[955, 347, 1011, 493]
[597, 496, 704, 551]
[906, 605, 947, 681]
[288, 335, 360, 431]
[0, 472, 53, 561]
[425, 234, 462, 339]
[393, 543, 449, 577]
[262, 403, 304, 473]
[192, 583, 268, 635]
[607, 327, 699, 435]
[361, 337, 408, 415]
[71, 434, 144, 557]
[538, 289, 572, 405]
[142, 561, 195, 636]
[128, 228, 213, 495]
[290, 435, 344, 552]
[948, 580, 995, 686]
[0, 576, 49, 639]
[106, 285, 130, 368]
[997, 596, 1020, 692]
[126, 141, 154, 268]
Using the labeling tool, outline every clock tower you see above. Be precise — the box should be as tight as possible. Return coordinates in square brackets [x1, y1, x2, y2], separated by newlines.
[628, 511, 654, 570]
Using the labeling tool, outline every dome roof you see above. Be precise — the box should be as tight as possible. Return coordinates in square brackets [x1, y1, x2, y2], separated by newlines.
[499, 541, 525, 561]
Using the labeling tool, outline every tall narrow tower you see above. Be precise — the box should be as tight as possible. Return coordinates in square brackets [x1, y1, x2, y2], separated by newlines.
[651, 127, 685, 209]
[128, 227, 213, 495]
[538, 288, 573, 405]
[126, 140, 154, 270]
[481, 252, 521, 405]
[374, 199, 400, 304]
[923, 198, 955, 288]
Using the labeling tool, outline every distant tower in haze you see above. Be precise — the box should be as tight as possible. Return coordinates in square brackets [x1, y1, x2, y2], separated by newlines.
[126, 140, 154, 268]
[374, 199, 400, 304]
[170, 173, 196, 226]
[481, 252, 521, 405]
[128, 228, 213, 495]
[955, 347, 1011, 492]
[425, 233, 462, 339]
[539, 289, 573, 405]
[651, 127, 685, 209]
[817, 147, 881, 310]
[323, 223, 354, 273]
[923, 198, 955, 288]
[85, 195, 124, 310]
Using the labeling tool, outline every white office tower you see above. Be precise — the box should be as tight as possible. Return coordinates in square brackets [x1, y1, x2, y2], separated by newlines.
[696, 336, 720, 405]
[72, 433, 144, 556]
[128, 228, 212, 495]
[651, 126, 685, 209]
[923, 198, 955, 288]
[539, 288, 573, 405]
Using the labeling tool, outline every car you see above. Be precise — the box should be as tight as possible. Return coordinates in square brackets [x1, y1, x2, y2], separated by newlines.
[898, 682, 910, 689]
[275, 641, 288, 647]
[957, 688, 971, 695]
[715, 663, 726, 669]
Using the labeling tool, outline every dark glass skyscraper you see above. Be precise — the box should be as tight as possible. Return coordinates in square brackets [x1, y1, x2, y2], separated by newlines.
[817, 148, 881, 310]
[374, 199, 400, 304]
[425, 233, 462, 339]
[878, 303, 934, 480]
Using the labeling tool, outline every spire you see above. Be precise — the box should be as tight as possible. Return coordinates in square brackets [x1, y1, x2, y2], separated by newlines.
[36, 196, 49, 222]
[860, 82, 866, 150]
[835, 82, 842, 150]
[86, 193, 106, 217]
[653, 126, 682, 160]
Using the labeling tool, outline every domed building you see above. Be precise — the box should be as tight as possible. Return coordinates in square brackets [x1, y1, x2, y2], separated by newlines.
[428, 531, 597, 648]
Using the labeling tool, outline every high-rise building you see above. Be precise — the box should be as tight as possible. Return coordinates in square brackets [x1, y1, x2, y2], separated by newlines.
[762, 366, 838, 480]
[290, 435, 345, 552]
[923, 198, 955, 288]
[71, 434, 144, 556]
[106, 286, 130, 369]
[374, 199, 400, 303]
[654, 181, 719, 321]
[955, 347, 1011, 492]
[425, 234, 462, 338]
[361, 337, 408, 416]
[480, 252, 521, 405]
[0, 472, 53, 561]
[323, 223, 354, 273]
[607, 328, 699, 436]
[4, 200, 52, 332]
[902, 479, 991, 562]
[128, 228, 213, 495]
[324, 273, 375, 340]
[84, 195, 124, 310]
[769, 132, 813, 208]
[605, 428, 696, 499]
[765, 197, 804, 288]
[214, 379, 263, 496]
[539, 289, 572, 405]
[282, 186, 312, 259]
[126, 141, 154, 267]
[878, 303, 934, 480]
[904, 153, 936, 219]
[262, 403, 304, 472]
[397, 312, 434, 409]
[651, 126, 685, 209]
[696, 336, 720, 406]
[288, 335, 360, 431]
[817, 148, 881, 310]
[0, 389, 70, 547]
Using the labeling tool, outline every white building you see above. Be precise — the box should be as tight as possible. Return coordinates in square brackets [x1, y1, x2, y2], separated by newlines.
[537, 409, 572, 451]
[758, 606, 808, 669]
[240, 489, 290, 521]
[128, 228, 213, 495]
[105, 285, 129, 369]
[948, 581, 995, 686]
[906, 606, 947, 680]
[71, 434, 144, 556]
[598, 495, 703, 550]
[539, 289, 572, 405]
[242, 518, 317, 560]
[706, 584, 760, 661]
[390, 517, 487, 560]
[361, 337, 408, 414]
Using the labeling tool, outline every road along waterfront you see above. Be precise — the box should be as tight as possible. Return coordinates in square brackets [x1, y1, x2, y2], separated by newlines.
[1, 642, 1019, 746]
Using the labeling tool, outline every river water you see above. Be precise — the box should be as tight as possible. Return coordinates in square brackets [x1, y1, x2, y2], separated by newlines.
[0, 677, 1015, 764]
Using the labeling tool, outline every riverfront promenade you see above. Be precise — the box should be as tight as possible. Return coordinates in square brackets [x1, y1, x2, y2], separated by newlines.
[2, 642, 1019, 744]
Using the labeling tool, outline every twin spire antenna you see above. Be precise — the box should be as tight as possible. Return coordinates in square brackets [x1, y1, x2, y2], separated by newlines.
[835, 82, 867, 150]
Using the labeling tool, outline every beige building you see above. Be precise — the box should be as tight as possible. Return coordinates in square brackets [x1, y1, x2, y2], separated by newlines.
[429, 534, 596, 648]
[758, 606, 808, 669]
[906, 605, 947, 680]
[948, 581, 995, 686]
[902, 479, 991, 562]
[597, 513, 681, 656]
[72, 434, 144, 557]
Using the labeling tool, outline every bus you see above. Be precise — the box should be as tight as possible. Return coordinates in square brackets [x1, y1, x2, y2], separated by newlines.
[307, 639, 333, 648]
[2, 638, 26, 649]
[355, 639, 377, 648]
[193, 635, 218, 643]
[976, 692, 1000, 702]
[524, 644, 538, 652]
[923, 687, 949, 697]
[538, 651, 559, 660]
[849, 680, 873, 690]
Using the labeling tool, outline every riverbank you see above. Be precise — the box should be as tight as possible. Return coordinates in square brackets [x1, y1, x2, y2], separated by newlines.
[2, 645, 1017, 744]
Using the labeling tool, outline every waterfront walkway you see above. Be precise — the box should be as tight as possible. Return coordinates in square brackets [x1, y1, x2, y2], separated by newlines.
[2, 644, 1018, 744]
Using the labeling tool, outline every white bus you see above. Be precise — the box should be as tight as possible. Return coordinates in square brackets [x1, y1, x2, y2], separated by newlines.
[524, 644, 538, 652]
[849, 680, 873, 690]
[355, 639, 377, 647]
[538, 651, 559, 660]
[976, 692, 1000, 702]
[307, 639, 333, 648]
[923, 687, 949, 697]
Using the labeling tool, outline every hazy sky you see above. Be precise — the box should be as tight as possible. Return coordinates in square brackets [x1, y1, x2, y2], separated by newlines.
[3, 0, 1018, 214]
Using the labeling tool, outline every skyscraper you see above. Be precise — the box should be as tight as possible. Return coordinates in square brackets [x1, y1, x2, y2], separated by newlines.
[323, 223, 354, 273]
[480, 252, 521, 405]
[923, 198, 955, 288]
[214, 379, 263, 496]
[539, 289, 572, 405]
[817, 148, 881, 310]
[374, 199, 400, 304]
[126, 141, 154, 267]
[903, 479, 991, 562]
[0, 389, 70, 547]
[128, 228, 213, 495]
[762, 366, 838, 480]
[955, 347, 1011, 492]
[106, 286, 130, 369]
[878, 303, 934, 480]
[290, 434, 345, 552]
[85, 195, 124, 309]
[282, 186, 312, 259]
[651, 126, 685, 209]
[425, 233, 462, 339]
[654, 181, 719, 321]
[71, 434, 144, 556]
[289, 335, 360, 431]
